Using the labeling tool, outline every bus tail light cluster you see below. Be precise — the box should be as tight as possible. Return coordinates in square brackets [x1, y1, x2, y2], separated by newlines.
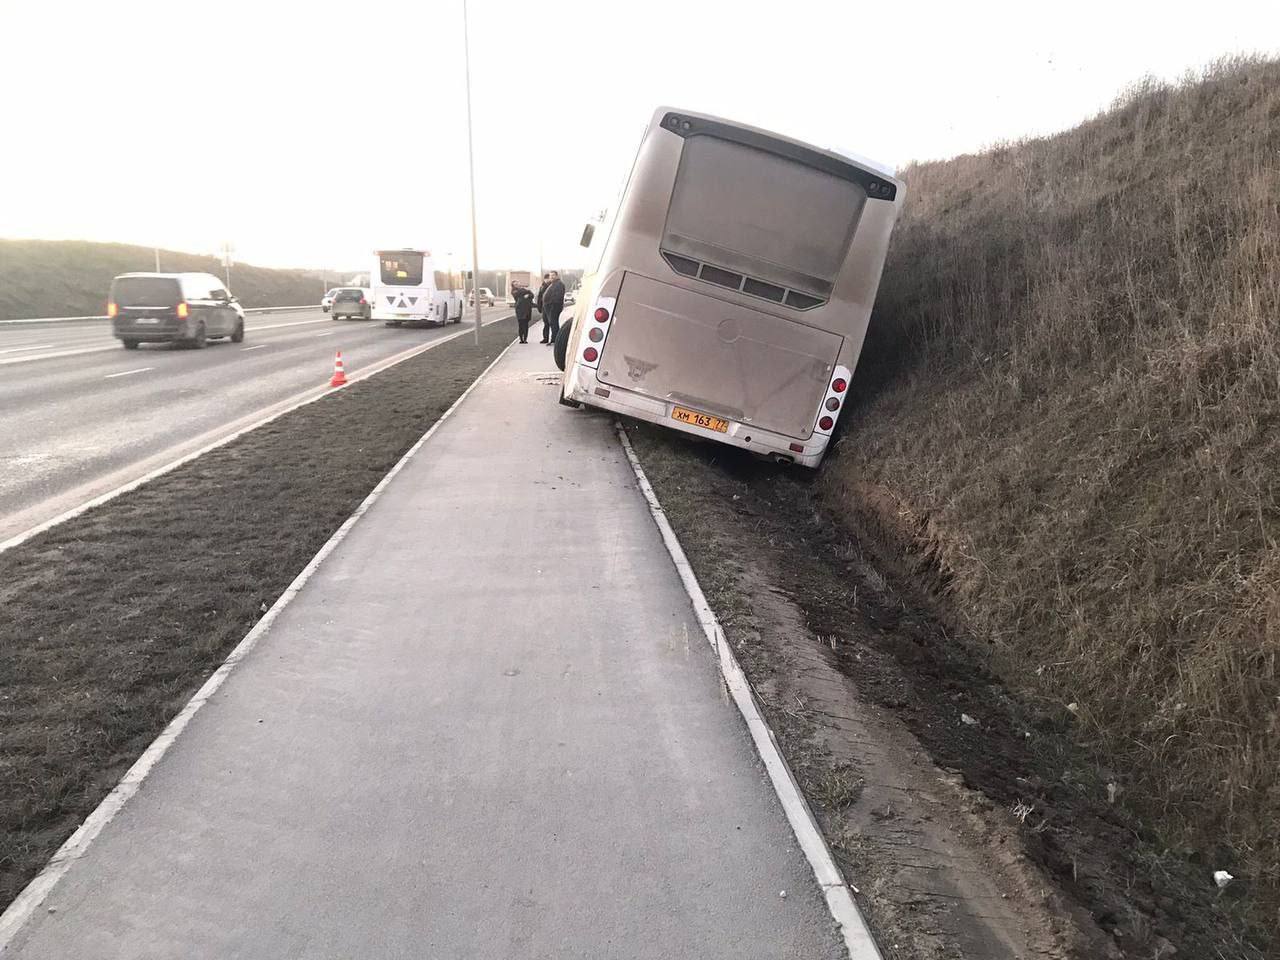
[812, 364, 852, 438]
[579, 295, 616, 369]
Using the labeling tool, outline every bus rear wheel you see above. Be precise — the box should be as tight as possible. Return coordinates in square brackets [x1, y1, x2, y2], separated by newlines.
[553, 319, 573, 371]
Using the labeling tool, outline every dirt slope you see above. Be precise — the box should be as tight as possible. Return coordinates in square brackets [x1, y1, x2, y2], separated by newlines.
[0, 239, 334, 319]
[825, 57, 1279, 941]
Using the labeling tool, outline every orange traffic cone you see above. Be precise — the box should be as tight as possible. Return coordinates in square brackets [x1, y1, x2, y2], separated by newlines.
[329, 351, 348, 387]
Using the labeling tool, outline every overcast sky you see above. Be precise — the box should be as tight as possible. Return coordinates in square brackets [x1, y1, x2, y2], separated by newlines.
[1, 0, 1276, 274]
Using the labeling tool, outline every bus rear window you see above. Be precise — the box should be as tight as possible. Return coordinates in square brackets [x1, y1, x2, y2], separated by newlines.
[110, 277, 182, 307]
[663, 136, 865, 295]
[379, 252, 424, 286]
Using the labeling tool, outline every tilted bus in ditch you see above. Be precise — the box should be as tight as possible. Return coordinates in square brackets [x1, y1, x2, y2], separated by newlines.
[371, 248, 465, 327]
[555, 108, 904, 467]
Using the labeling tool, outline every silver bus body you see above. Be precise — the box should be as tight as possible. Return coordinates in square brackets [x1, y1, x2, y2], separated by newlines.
[560, 107, 904, 467]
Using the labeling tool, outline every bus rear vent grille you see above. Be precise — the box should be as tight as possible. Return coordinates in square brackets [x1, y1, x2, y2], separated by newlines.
[661, 252, 826, 310]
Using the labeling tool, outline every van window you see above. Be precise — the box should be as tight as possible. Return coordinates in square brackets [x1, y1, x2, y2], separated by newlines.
[110, 277, 182, 306]
[181, 276, 213, 300]
[380, 252, 424, 286]
[662, 135, 865, 294]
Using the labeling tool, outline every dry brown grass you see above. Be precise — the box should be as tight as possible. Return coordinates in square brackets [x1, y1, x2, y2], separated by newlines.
[825, 56, 1280, 930]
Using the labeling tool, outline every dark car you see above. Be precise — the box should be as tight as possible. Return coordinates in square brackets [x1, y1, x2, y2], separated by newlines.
[331, 287, 371, 320]
[109, 272, 244, 349]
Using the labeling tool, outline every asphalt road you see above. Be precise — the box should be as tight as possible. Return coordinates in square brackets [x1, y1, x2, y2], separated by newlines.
[0, 308, 509, 544]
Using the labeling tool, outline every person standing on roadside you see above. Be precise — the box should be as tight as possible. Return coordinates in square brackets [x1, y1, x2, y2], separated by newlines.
[542, 271, 566, 346]
[512, 283, 535, 343]
[536, 273, 552, 343]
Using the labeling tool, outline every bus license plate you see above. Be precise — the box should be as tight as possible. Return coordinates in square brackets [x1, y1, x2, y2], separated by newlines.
[671, 406, 728, 433]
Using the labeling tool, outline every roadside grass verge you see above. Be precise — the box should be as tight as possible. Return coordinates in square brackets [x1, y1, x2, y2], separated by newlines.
[828, 56, 1280, 934]
[0, 318, 515, 911]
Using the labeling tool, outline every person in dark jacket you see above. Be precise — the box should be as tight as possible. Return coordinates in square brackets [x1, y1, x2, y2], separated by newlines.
[512, 284, 535, 343]
[536, 273, 552, 343]
[542, 271, 566, 345]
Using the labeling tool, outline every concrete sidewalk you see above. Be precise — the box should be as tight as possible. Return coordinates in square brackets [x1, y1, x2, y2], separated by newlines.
[4, 343, 845, 959]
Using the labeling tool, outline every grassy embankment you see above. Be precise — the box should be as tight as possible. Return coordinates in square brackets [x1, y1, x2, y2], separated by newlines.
[0, 239, 333, 320]
[827, 57, 1280, 927]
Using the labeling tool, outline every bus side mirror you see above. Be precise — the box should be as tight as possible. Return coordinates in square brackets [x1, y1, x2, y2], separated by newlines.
[579, 223, 595, 248]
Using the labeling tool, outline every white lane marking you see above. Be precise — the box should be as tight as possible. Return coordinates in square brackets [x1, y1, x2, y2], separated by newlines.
[0, 318, 327, 367]
[0, 312, 515, 554]
[0, 338, 518, 950]
[616, 425, 885, 960]
[0, 342, 55, 355]
[103, 366, 153, 380]
[0, 305, 315, 326]
[248, 318, 332, 332]
[0, 346, 117, 366]
[313, 331, 336, 338]
[241, 344, 268, 352]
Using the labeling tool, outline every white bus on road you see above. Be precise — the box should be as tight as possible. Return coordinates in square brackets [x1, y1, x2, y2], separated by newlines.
[371, 248, 465, 327]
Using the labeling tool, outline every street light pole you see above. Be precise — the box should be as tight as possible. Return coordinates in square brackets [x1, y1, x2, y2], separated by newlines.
[462, 0, 481, 346]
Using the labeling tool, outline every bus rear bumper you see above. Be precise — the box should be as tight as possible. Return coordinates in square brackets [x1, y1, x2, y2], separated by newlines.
[372, 312, 432, 324]
[563, 362, 828, 468]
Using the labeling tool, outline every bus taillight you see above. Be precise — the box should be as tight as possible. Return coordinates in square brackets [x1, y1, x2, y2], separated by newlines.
[594, 307, 610, 322]
[588, 327, 604, 342]
[825, 397, 840, 411]
[831, 377, 847, 393]
[583, 347, 599, 362]
[819, 416, 834, 431]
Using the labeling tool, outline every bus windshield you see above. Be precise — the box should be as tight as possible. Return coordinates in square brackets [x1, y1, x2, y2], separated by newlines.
[379, 252, 425, 286]
[663, 135, 865, 295]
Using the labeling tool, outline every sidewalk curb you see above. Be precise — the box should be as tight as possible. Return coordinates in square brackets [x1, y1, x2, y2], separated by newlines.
[0, 314, 513, 555]
[0, 337, 519, 953]
[615, 424, 884, 960]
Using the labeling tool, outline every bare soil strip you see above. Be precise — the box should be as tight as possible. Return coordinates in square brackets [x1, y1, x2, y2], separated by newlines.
[625, 422, 1267, 960]
[0, 319, 516, 912]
